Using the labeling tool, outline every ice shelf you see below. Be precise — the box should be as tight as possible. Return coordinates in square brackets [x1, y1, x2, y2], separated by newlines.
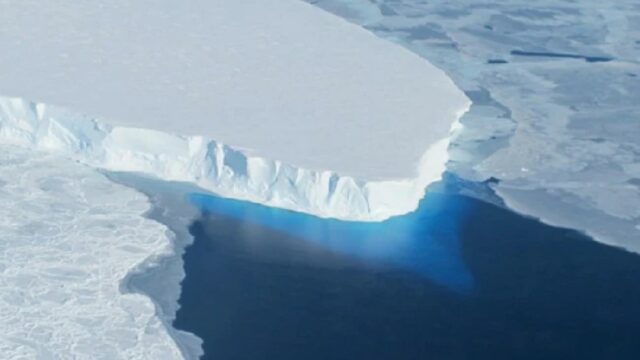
[0, 0, 470, 220]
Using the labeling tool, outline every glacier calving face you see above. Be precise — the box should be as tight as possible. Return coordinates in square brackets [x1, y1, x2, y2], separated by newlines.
[0, 146, 192, 359]
[0, 97, 456, 221]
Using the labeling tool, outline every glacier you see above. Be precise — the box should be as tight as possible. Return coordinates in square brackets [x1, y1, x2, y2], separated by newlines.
[0, 0, 470, 221]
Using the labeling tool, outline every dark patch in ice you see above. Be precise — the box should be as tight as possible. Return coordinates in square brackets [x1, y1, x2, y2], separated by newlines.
[629, 73, 637, 77]
[484, 24, 493, 31]
[628, 178, 640, 188]
[584, 56, 615, 63]
[487, 59, 508, 64]
[511, 50, 614, 63]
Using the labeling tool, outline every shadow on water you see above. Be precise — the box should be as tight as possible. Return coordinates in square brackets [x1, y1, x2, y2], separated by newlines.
[175, 175, 640, 360]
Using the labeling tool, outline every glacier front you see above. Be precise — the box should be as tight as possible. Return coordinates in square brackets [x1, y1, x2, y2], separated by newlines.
[0, 0, 470, 221]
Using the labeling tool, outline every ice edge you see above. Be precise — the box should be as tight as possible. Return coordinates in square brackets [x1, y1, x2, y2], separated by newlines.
[0, 96, 470, 221]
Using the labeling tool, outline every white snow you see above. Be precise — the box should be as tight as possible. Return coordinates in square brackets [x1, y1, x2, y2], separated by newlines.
[0, 0, 470, 221]
[0, 146, 195, 359]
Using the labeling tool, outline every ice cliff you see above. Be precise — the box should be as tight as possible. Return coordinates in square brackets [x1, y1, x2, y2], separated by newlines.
[0, 97, 466, 221]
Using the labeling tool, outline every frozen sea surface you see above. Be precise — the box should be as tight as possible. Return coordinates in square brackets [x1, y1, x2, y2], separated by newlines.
[307, 0, 640, 251]
[0, 146, 194, 359]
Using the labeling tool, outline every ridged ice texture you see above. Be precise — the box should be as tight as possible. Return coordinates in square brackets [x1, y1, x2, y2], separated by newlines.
[0, 146, 190, 359]
[0, 97, 458, 221]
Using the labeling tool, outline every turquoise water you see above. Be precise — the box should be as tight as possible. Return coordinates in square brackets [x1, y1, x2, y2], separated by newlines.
[175, 177, 640, 359]
[187, 180, 474, 293]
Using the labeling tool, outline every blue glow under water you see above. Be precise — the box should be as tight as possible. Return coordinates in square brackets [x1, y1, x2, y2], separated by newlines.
[175, 177, 640, 359]
[188, 181, 474, 293]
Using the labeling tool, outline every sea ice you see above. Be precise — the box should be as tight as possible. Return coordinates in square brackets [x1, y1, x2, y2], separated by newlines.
[0, 146, 198, 359]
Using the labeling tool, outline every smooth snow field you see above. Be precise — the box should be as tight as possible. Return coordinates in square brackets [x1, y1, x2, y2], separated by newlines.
[0, 146, 192, 359]
[0, 0, 470, 221]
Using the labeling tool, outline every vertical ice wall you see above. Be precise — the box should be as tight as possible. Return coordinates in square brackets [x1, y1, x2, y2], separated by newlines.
[0, 98, 465, 221]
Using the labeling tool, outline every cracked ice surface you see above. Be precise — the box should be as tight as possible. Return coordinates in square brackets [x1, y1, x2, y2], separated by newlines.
[0, 146, 187, 359]
[308, 0, 640, 252]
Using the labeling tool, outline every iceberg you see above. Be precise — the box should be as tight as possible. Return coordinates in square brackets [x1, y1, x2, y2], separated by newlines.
[0, 0, 470, 221]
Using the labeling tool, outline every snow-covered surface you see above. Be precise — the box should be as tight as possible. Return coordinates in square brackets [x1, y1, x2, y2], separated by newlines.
[308, 0, 640, 252]
[0, 146, 192, 359]
[0, 0, 469, 221]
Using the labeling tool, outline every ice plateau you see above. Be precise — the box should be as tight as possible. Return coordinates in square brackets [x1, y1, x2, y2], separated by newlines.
[0, 0, 470, 221]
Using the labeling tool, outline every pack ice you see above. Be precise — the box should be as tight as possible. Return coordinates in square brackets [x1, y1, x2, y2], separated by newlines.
[0, 146, 190, 358]
[0, 0, 470, 221]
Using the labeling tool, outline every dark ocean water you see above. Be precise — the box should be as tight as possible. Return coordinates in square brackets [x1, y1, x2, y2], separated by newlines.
[173, 177, 640, 360]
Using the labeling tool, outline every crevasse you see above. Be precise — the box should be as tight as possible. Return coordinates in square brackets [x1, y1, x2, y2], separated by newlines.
[0, 97, 463, 221]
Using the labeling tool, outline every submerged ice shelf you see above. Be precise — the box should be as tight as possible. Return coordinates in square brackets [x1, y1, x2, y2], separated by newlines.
[0, 0, 470, 221]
